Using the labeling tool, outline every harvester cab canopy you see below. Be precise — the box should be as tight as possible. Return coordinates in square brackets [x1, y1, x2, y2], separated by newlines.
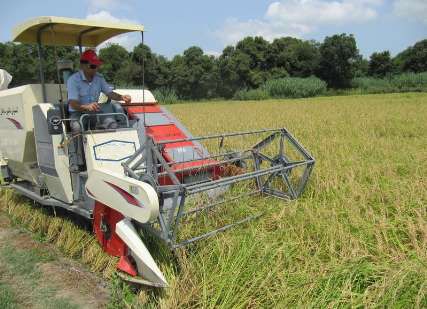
[12, 16, 144, 47]
[11, 16, 146, 103]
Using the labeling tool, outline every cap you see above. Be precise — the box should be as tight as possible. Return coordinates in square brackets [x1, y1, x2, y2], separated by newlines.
[80, 50, 103, 66]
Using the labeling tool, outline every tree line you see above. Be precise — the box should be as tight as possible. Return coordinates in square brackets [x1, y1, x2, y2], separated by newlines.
[1, 34, 426, 100]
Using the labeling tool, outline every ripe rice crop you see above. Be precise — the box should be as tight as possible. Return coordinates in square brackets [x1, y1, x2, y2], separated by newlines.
[162, 92, 427, 308]
[1, 92, 426, 307]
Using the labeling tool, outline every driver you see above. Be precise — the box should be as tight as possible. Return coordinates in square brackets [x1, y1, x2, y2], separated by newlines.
[67, 49, 132, 132]
[67, 49, 132, 171]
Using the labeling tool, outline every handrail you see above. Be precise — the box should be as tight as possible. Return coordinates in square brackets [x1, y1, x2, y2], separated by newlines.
[79, 112, 129, 132]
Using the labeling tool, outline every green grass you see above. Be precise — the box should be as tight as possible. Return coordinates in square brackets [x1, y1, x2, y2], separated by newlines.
[152, 87, 179, 104]
[43, 298, 80, 309]
[352, 72, 427, 94]
[1, 244, 55, 277]
[0, 283, 17, 309]
[233, 88, 270, 100]
[263, 76, 327, 98]
[1, 92, 426, 307]
[234, 76, 327, 100]
[231, 73, 427, 102]
[0, 193, 117, 278]
[0, 243, 84, 308]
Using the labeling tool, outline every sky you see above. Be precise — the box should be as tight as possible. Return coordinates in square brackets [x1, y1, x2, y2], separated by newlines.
[1, 0, 426, 59]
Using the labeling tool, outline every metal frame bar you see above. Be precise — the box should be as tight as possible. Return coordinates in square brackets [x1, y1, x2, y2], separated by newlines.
[10, 182, 92, 219]
[172, 213, 262, 248]
[156, 128, 281, 146]
[79, 112, 129, 131]
[77, 27, 99, 54]
[141, 31, 145, 105]
[36, 24, 56, 102]
[123, 128, 315, 249]
[182, 190, 260, 217]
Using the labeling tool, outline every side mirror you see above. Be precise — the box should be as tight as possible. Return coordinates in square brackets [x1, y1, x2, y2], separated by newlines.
[47, 108, 63, 135]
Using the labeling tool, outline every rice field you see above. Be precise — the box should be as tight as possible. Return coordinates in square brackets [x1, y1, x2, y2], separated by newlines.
[1, 92, 426, 308]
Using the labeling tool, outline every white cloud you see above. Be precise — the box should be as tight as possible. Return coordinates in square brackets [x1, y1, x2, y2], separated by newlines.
[393, 0, 427, 24]
[218, 18, 296, 45]
[88, 0, 121, 13]
[205, 50, 221, 58]
[86, 10, 135, 24]
[217, 0, 383, 45]
[86, 10, 142, 51]
[266, 0, 380, 26]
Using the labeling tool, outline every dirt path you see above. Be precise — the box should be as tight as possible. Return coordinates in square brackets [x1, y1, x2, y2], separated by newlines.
[0, 213, 110, 309]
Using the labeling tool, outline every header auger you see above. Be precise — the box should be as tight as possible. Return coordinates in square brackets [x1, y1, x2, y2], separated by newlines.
[0, 16, 315, 287]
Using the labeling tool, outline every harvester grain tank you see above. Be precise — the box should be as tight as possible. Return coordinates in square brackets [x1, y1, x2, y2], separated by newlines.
[0, 16, 315, 287]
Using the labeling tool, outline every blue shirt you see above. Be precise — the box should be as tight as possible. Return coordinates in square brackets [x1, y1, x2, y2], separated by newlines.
[67, 70, 113, 112]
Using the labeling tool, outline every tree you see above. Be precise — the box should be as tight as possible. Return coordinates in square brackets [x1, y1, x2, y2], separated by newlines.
[99, 44, 130, 86]
[354, 55, 369, 77]
[353, 55, 369, 77]
[394, 39, 427, 73]
[368, 51, 393, 77]
[217, 45, 251, 98]
[217, 37, 276, 98]
[235, 37, 269, 70]
[43, 46, 80, 83]
[131, 44, 171, 90]
[268, 37, 320, 77]
[0, 43, 38, 86]
[170, 46, 218, 99]
[317, 34, 359, 88]
[0, 42, 78, 87]
[234, 37, 271, 88]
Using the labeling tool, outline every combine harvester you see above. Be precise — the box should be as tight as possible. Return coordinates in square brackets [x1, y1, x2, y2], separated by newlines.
[0, 17, 315, 287]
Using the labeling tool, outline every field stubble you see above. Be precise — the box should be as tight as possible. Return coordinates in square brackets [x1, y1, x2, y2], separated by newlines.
[0, 93, 426, 308]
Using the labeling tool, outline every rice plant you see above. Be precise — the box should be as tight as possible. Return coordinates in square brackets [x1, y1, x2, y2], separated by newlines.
[1, 92, 426, 308]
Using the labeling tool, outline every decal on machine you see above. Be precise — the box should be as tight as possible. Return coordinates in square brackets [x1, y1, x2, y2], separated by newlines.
[93, 140, 136, 162]
[5, 118, 23, 129]
[1, 106, 22, 129]
[0, 107, 18, 116]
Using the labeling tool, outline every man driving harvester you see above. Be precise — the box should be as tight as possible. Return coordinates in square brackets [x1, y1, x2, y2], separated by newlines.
[67, 49, 132, 170]
[67, 49, 131, 125]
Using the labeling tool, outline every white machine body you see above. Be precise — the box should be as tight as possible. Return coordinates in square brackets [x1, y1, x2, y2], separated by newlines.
[0, 82, 166, 286]
[0, 84, 66, 184]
